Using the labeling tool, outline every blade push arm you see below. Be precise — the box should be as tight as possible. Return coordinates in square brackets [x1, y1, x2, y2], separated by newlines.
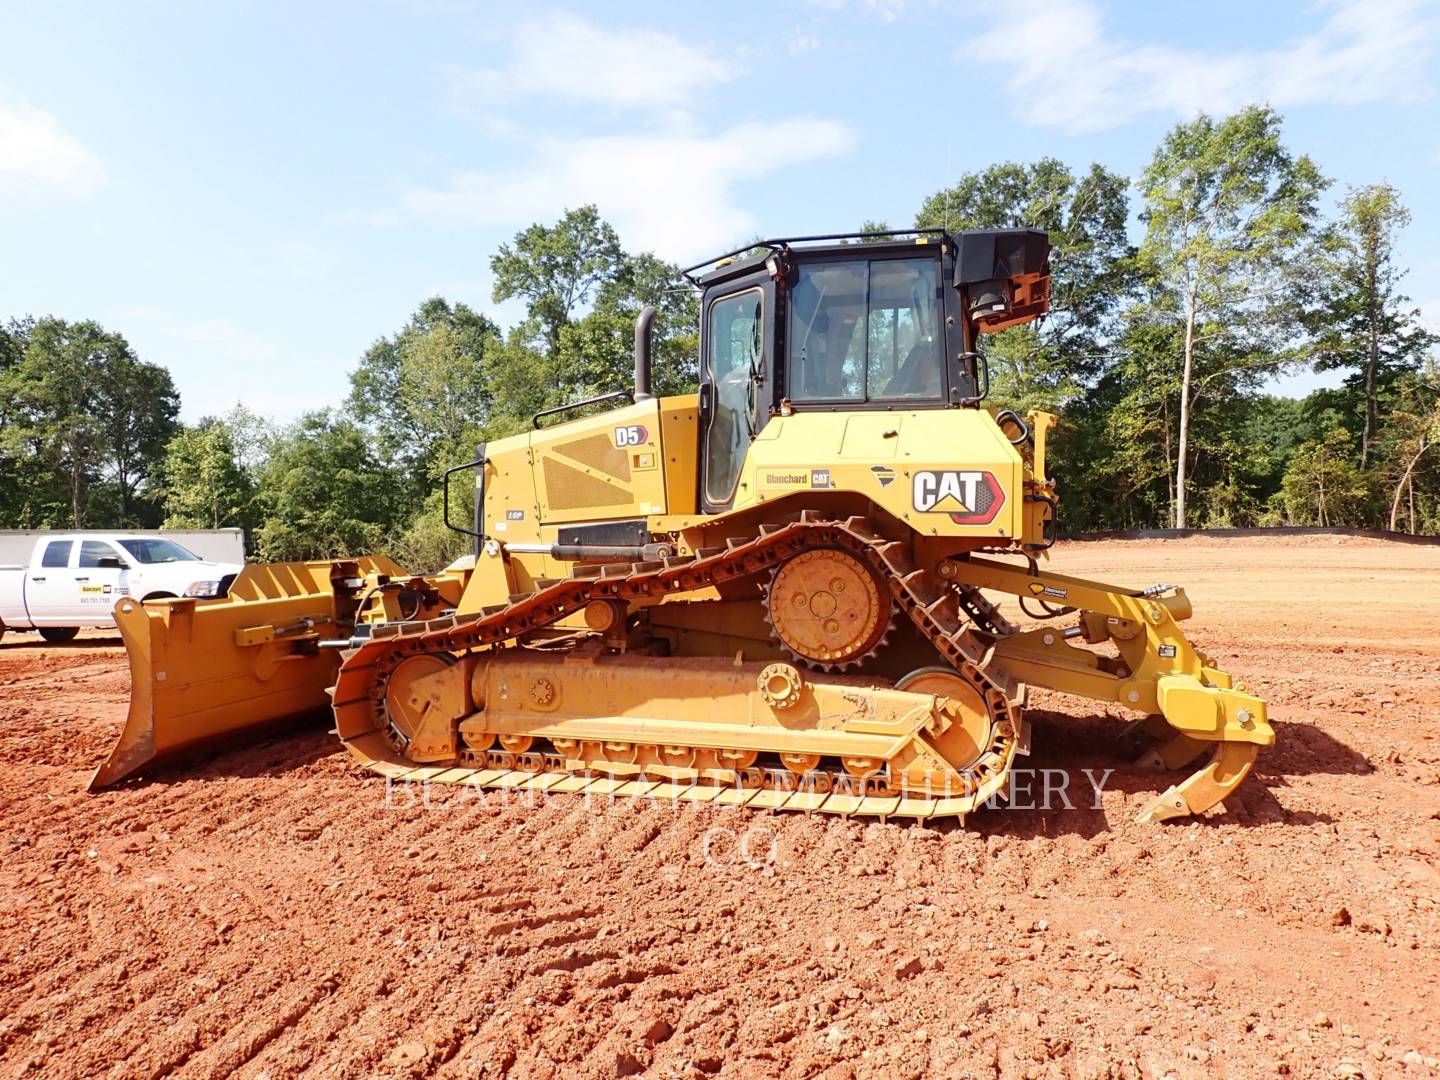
[938, 555, 1274, 822]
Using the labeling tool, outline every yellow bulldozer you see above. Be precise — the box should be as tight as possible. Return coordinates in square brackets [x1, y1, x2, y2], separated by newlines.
[93, 228, 1273, 822]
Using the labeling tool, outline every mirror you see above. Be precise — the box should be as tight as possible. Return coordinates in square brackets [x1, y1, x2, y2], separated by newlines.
[97, 556, 127, 570]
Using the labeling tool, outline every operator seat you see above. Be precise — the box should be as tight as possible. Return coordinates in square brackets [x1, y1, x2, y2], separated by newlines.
[883, 338, 941, 397]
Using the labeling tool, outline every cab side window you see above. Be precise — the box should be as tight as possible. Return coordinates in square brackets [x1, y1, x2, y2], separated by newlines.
[868, 260, 941, 398]
[41, 541, 72, 568]
[79, 541, 121, 568]
[787, 262, 866, 400]
[787, 257, 942, 402]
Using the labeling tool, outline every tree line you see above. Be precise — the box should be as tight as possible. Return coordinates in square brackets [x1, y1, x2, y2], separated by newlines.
[1, 106, 1435, 568]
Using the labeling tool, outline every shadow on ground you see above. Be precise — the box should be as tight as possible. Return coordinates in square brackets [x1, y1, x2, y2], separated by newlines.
[88, 716, 340, 792]
[0, 636, 124, 651]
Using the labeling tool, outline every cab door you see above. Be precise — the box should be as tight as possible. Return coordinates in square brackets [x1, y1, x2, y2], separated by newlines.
[699, 279, 774, 513]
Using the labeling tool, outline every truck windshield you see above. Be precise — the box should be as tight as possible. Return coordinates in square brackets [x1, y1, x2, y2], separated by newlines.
[117, 538, 203, 564]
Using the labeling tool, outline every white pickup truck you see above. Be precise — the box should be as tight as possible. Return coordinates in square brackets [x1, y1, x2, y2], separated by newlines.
[0, 534, 244, 644]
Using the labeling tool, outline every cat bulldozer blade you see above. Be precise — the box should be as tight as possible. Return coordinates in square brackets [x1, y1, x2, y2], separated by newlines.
[95, 228, 1273, 823]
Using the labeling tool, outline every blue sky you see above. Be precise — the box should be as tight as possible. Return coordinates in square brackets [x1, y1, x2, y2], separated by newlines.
[2, 0, 1438, 421]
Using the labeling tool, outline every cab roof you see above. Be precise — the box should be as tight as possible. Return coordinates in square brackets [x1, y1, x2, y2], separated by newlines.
[682, 228, 1050, 294]
[682, 229, 951, 288]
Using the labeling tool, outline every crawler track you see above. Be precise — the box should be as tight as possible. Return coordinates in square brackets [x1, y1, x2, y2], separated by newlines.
[330, 513, 1027, 818]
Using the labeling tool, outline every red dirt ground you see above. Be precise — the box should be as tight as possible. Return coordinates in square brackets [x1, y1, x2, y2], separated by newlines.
[1, 535, 1438, 1079]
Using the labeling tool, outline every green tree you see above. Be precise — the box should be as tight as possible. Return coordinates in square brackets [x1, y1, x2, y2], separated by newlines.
[482, 331, 562, 434]
[1236, 393, 1311, 515]
[161, 420, 257, 532]
[1280, 425, 1370, 525]
[0, 318, 38, 522]
[385, 487, 474, 573]
[0, 318, 109, 526]
[557, 251, 699, 400]
[840, 220, 893, 243]
[0, 317, 176, 527]
[1374, 364, 1440, 532]
[916, 158, 1134, 412]
[1309, 184, 1438, 467]
[253, 412, 405, 561]
[346, 298, 511, 571]
[96, 352, 181, 525]
[491, 205, 624, 358]
[220, 403, 275, 475]
[1070, 318, 1183, 528]
[485, 209, 699, 432]
[347, 297, 501, 491]
[0, 317, 27, 370]
[1136, 106, 1326, 527]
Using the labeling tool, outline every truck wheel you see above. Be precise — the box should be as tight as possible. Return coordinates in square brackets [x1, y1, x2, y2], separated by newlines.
[38, 627, 80, 644]
[142, 592, 177, 602]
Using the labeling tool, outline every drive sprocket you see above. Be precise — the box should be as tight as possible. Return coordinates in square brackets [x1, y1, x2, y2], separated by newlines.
[765, 547, 893, 671]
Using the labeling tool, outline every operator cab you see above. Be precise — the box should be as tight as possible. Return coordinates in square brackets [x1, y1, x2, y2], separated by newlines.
[684, 228, 1050, 513]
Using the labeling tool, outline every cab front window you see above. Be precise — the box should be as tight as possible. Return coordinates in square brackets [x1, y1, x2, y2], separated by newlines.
[787, 257, 942, 402]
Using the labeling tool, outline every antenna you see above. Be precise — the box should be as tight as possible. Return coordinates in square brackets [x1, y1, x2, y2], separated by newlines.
[944, 145, 952, 233]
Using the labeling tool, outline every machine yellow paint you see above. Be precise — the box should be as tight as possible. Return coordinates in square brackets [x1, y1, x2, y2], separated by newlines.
[94, 226, 1275, 825]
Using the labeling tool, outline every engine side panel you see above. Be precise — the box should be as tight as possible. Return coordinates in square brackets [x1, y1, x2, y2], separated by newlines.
[653, 408, 1025, 543]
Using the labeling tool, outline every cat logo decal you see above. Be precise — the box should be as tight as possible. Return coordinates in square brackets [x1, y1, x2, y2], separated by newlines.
[912, 470, 1004, 525]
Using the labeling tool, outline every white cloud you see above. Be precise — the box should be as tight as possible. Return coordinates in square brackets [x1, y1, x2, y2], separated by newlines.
[403, 119, 858, 259]
[861, 0, 909, 22]
[804, 0, 914, 19]
[0, 95, 104, 194]
[448, 13, 739, 114]
[789, 31, 822, 55]
[967, 0, 1440, 134]
[119, 308, 326, 421]
[326, 207, 404, 228]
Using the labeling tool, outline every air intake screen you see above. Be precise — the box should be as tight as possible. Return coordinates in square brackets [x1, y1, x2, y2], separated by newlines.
[542, 457, 631, 510]
[556, 432, 631, 481]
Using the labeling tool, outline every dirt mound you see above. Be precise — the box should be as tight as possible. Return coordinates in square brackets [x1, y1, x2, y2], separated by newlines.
[1, 537, 1438, 1078]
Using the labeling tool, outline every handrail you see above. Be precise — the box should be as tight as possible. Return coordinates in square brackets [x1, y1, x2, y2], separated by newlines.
[532, 389, 634, 429]
[442, 455, 486, 540]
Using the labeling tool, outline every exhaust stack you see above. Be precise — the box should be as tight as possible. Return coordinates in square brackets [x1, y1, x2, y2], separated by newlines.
[633, 305, 656, 401]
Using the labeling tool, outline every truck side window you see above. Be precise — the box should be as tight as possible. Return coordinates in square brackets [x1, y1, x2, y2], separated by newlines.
[41, 541, 72, 568]
[79, 541, 120, 568]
